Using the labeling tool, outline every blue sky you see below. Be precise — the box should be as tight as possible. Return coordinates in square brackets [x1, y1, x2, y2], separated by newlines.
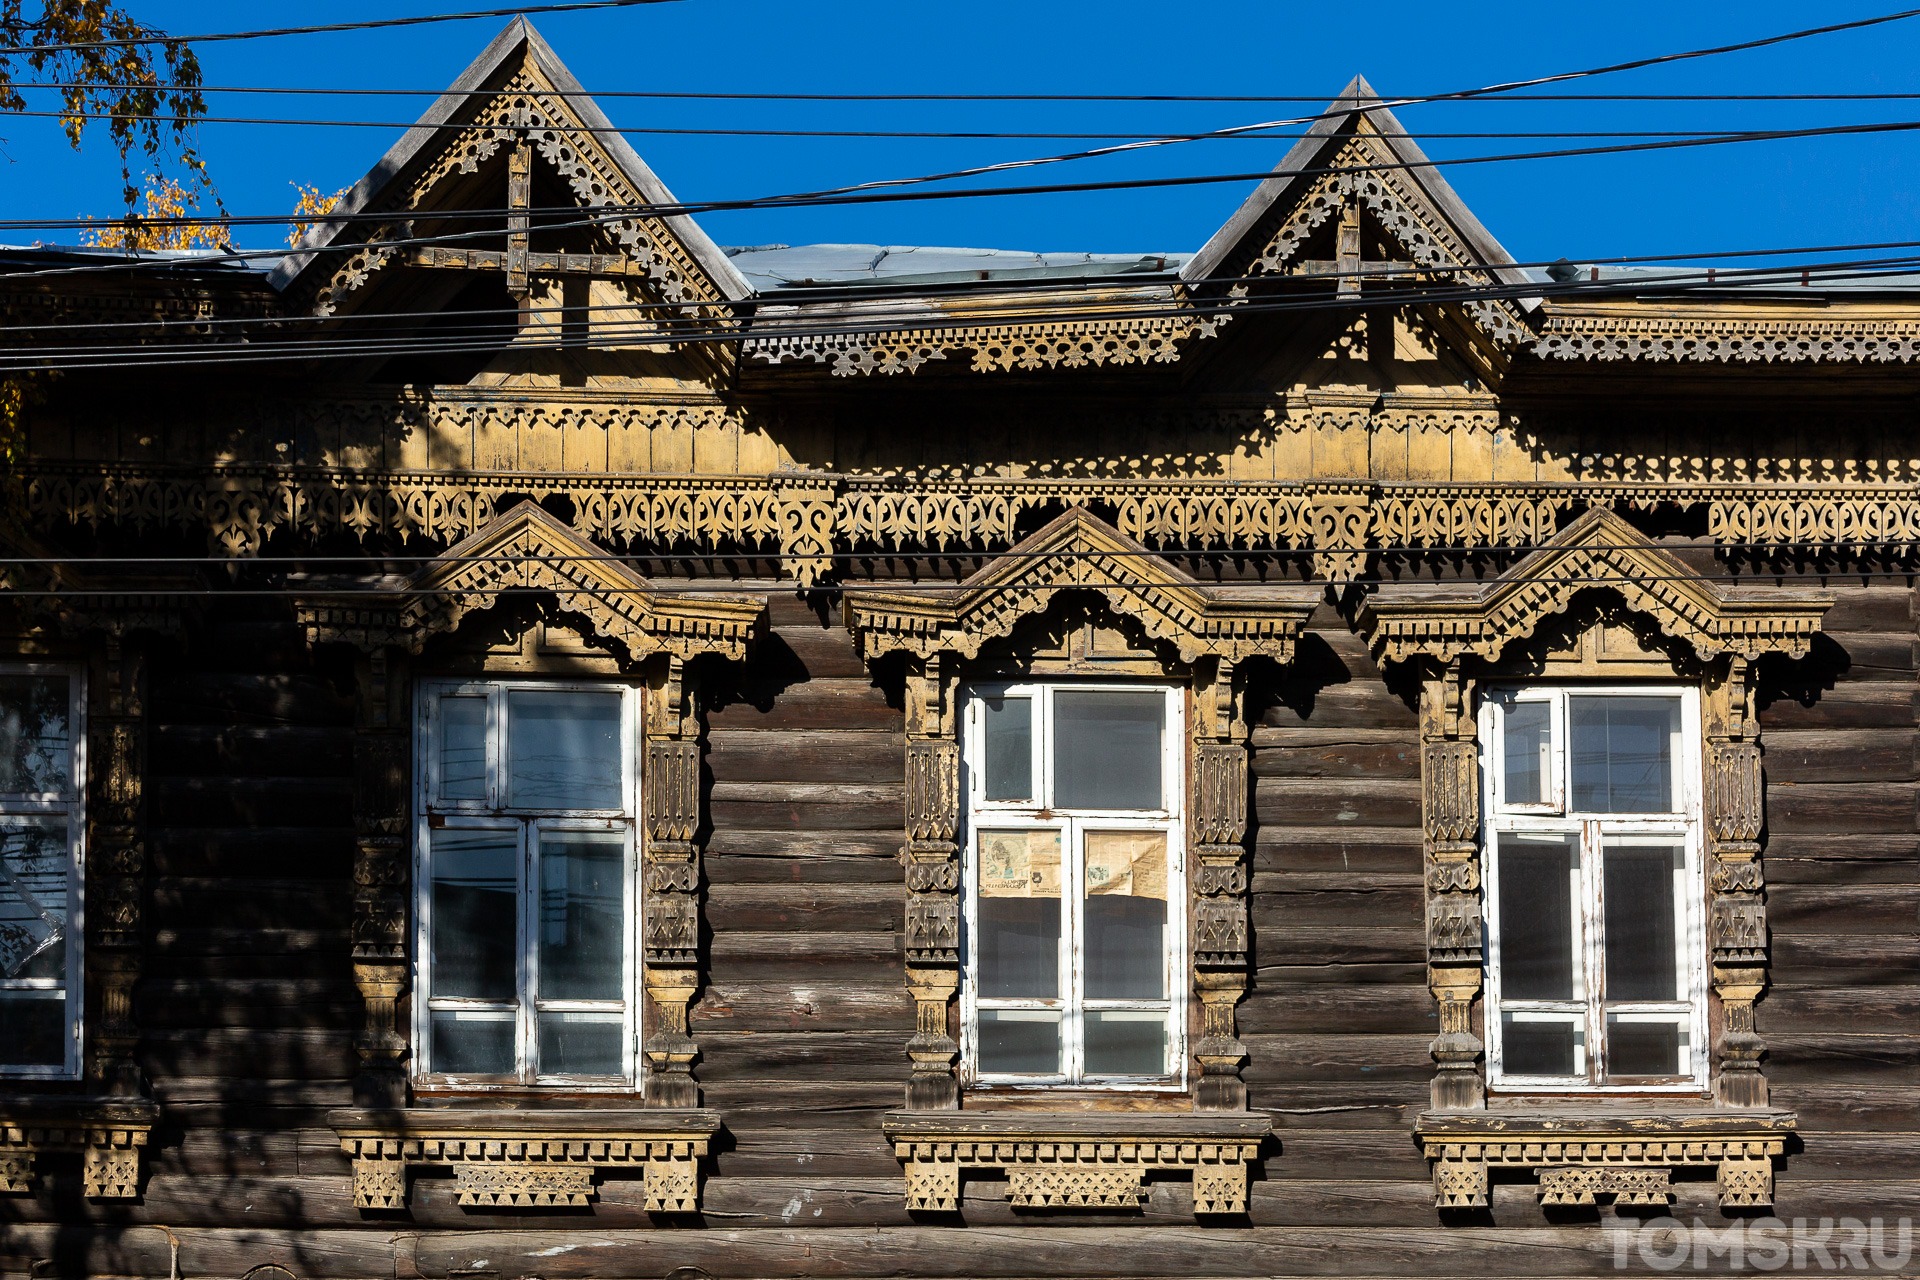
[4, 0, 1920, 265]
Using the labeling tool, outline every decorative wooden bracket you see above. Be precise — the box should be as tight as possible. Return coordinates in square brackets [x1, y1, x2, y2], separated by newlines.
[883, 1112, 1269, 1216]
[1416, 1110, 1794, 1211]
[330, 1108, 719, 1212]
[846, 508, 1314, 1110]
[0, 1099, 157, 1199]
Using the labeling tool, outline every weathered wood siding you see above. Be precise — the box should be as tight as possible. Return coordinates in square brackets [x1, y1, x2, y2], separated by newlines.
[1, 583, 1915, 1278]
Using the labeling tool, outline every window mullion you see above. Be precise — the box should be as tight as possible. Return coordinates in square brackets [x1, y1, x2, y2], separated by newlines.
[1063, 812, 1082, 1085]
[1583, 818, 1606, 1084]
[518, 820, 535, 1085]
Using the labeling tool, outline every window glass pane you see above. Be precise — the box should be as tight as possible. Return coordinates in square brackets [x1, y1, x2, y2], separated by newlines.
[1502, 700, 1551, 806]
[507, 690, 623, 810]
[1570, 695, 1680, 813]
[430, 829, 518, 1001]
[1607, 1016, 1686, 1077]
[430, 1009, 515, 1076]
[0, 817, 69, 982]
[1083, 830, 1167, 999]
[1083, 1010, 1168, 1077]
[0, 675, 71, 796]
[537, 1010, 625, 1076]
[1052, 690, 1164, 810]
[981, 695, 1033, 802]
[537, 830, 626, 1001]
[1502, 1013, 1582, 1077]
[976, 830, 1060, 999]
[0, 990, 66, 1068]
[977, 1009, 1060, 1075]
[438, 695, 488, 802]
[1604, 843, 1682, 1001]
[1495, 833, 1578, 1001]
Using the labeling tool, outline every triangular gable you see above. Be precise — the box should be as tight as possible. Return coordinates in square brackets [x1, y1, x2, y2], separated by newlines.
[1183, 76, 1536, 347]
[298, 500, 764, 659]
[1363, 507, 1831, 665]
[844, 507, 1317, 664]
[272, 18, 749, 315]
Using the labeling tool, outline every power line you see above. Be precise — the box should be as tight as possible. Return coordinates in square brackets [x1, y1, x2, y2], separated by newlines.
[11, 256, 1920, 373]
[3, 0, 681, 55]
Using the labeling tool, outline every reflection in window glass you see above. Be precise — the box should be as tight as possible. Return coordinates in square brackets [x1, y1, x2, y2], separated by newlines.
[977, 1008, 1060, 1075]
[1083, 830, 1166, 1000]
[1052, 690, 1163, 810]
[537, 1010, 625, 1077]
[538, 832, 625, 1002]
[1502, 1013, 1581, 1077]
[1569, 696, 1678, 813]
[507, 690, 623, 810]
[1083, 1010, 1166, 1077]
[438, 696, 488, 802]
[431, 1009, 516, 1077]
[429, 830, 517, 1001]
[1606, 1016, 1685, 1076]
[1502, 700, 1551, 805]
[0, 676, 71, 795]
[981, 696, 1032, 802]
[1496, 834, 1577, 1001]
[1604, 844, 1680, 1001]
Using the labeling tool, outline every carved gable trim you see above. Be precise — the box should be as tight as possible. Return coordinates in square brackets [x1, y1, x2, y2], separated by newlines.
[272, 18, 749, 316]
[1363, 506, 1833, 666]
[844, 507, 1317, 666]
[297, 500, 762, 661]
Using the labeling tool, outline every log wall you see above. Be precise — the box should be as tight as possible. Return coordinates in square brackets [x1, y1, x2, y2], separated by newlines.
[1, 584, 1915, 1279]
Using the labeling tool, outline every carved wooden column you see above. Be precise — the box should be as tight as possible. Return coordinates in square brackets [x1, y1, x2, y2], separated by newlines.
[902, 653, 961, 1110]
[350, 647, 410, 1108]
[1705, 657, 1769, 1108]
[1420, 661, 1484, 1111]
[642, 655, 703, 1107]
[85, 635, 147, 1097]
[1190, 656, 1252, 1111]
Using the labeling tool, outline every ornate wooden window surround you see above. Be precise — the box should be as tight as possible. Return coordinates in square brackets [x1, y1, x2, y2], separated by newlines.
[0, 553, 180, 1201]
[845, 507, 1316, 1217]
[297, 501, 763, 1213]
[1361, 507, 1832, 1213]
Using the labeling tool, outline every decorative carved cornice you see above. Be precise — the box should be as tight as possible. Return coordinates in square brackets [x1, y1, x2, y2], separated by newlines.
[845, 507, 1318, 665]
[0, 1098, 157, 1199]
[329, 1107, 719, 1211]
[1534, 310, 1920, 363]
[1416, 1110, 1794, 1210]
[882, 1111, 1269, 1216]
[1363, 507, 1833, 666]
[295, 500, 763, 660]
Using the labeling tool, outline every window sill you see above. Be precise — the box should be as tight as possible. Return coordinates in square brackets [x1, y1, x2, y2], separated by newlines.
[327, 1105, 720, 1212]
[0, 1094, 158, 1199]
[882, 1109, 1271, 1216]
[1414, 1106, 1796, 1211]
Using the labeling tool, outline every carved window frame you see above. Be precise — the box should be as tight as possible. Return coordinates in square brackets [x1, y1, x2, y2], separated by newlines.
[411, 677, 645, 1090]
[1363, 507, 1834, 1211]
[957, 679, 1189, 1091]
[844, 507, 1316, 1114]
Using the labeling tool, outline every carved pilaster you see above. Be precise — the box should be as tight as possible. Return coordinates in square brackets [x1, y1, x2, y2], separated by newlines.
[351, 647, 410, 1108]
[85, 638, 146, 1096]
[902, 654, 961, 1109]
[1420, 663, 1484, 1110]
[643, 655, 705, 1108]
[1706, 659, 1770, 1107]
[1190, 657, 1251, 1111]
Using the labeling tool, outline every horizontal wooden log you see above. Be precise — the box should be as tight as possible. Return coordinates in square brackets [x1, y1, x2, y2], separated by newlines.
[707, 677, 902, 731]
[149, 827, 355, 879]
[1763, 780, 1916, 835]
[1768, 884, 1920, 934]
[1762, 727, 1918, 784]
[148, 724, 354, 778]
[1254, 778, 1424, 829]
[1240, 984, 1437, 1035]
[1252, 828, 1423, 876]
[706, 727, 904, 783]
[151, 670, 353, 726]
[149, 877, 352, 932]
[1760, 683, 1916, 731]
[148, 776, 355, 829]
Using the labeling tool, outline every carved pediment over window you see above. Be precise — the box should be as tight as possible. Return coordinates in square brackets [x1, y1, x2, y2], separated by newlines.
[1362, 507, 1832, 667]
[845, 507, 1318, 666]
[297, 500, 763, 661]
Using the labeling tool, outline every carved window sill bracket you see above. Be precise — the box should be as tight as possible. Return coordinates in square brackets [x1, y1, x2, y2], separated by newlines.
[882, 1111, 1271, 1217]
[329, 1107, 720, 1212]
[0, 1097, 158, 1200]
[1415, 1109, 1796, 1211]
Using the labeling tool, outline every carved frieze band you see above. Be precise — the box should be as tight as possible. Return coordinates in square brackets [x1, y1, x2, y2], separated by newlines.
[334, 1120, 716, 1212]
[883, 1115, 1270, 1217]
[1419, 1129, 1789, 1211]
[39, 460, 1920, 585]
[0, 1117, 154, 1199]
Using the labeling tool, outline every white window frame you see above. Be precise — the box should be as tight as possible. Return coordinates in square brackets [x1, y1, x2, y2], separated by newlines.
[959, 680, 1187, 1090]
[0, 662, 86, 1080]
[1481, 684, 1708, 1094]
[413, 678, 642, 1089]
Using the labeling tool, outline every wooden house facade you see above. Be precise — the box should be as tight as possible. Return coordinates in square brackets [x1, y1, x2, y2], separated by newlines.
[1, 18, 1916, 1278]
